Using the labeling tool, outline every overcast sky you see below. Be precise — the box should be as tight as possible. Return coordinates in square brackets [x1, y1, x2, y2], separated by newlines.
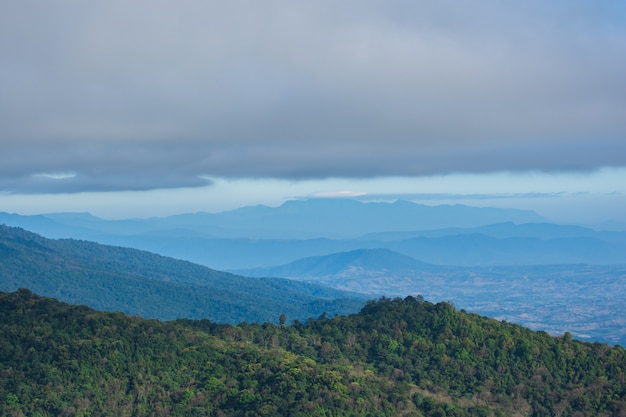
[1, 1, 625, 224]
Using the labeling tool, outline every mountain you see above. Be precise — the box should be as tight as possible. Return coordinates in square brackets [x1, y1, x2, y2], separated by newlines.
[196, 199, 547, 238]
[2, 290, 626, 416]
[0, 225, 365, 324]
[3, 204, 625, 270]
[121, 232, 626, 269]
[361, 221, 626, 243]
[1, 198, 546, 240]
[234, 248, 430, 278]
[387, 234, 626, 266]
[238, 249, 626, 345]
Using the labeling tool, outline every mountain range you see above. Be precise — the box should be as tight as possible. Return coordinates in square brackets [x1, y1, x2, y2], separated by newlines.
[2, 199, 625, 345]
[2, 220, 624, 345]
[1, 199, 546, 239]
[1, 199, 625, 270]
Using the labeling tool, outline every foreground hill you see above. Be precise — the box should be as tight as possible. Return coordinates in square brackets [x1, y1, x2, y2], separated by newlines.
[0, 225, 365, 324]
[1, 290, 626, 416]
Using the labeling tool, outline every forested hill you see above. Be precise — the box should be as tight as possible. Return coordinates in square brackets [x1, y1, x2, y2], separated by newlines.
[0, 225, 365, 323]
[2, 290, 626, 416]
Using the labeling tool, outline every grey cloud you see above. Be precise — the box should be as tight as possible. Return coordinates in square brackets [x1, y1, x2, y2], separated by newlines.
[0, 173, 211, 195]
[1, 1, 625, 193]
[0, 140, 213, 193]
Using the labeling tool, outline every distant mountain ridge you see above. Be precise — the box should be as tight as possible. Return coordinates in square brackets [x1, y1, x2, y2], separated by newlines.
[0, 225, 365, 324]
[205, 199, 547, 238]
[2, 199, 625, 269]
[361, 221, 626, 243]
[1, 198, 546, 239]
[386, 233, 626, 265]
[234, 248, 430, 278]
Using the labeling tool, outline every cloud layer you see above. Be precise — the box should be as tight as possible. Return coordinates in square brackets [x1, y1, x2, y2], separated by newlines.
[1, 1, 625, 193]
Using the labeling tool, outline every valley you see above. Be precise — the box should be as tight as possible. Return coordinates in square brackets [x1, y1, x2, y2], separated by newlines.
[1, 200, 625, 346]
[239, 250, 626, 346]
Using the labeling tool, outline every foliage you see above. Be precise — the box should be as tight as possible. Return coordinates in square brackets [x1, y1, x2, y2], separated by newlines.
[0, 225, 365, 324]
[2, 290, 626, 416]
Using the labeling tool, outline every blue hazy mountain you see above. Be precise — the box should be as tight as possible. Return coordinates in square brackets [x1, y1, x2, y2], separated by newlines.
[2, 199, 625, 269]
[2, 198, 547, 239]
[0, 225, 365, 324]
[361, 221, 626, 243]
[234, 248, 430, 278]
[386, 234, 626, 266]
[193, 199, 547, 238]
[1, 227, 624, 270]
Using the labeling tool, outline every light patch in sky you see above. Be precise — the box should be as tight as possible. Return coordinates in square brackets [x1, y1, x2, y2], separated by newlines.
[32, 172, 77, 180]
[308, 190, 367, 199]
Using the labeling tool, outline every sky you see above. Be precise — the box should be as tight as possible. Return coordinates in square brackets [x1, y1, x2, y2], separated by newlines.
[1, 1, 625, 225]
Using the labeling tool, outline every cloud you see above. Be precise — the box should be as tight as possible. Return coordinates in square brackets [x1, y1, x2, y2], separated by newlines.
[354, 192, 568, 202]
[308, 190, 367, 199]
[1, 1, 625, 193]
[32, 172, 77, 180]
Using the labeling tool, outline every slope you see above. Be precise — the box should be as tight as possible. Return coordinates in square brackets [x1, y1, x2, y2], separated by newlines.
[2, 290, 626, 416]
[0, 225, 365, 324]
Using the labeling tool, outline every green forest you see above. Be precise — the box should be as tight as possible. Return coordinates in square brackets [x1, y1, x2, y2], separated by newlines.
[0, 225, 365, 324]
[1, 289, 625, 416]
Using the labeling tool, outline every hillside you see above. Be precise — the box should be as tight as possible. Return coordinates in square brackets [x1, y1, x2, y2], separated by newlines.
[1, 290, 626, 416]
[0, 225, 365, 324]
[238, 250, 626, 346]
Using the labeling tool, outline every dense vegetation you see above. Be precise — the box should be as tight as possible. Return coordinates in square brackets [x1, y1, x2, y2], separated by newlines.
[0, 225, 365, 324]
[2, 289, 625, 416]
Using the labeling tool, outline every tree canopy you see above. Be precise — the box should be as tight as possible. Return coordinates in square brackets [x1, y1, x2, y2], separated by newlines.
[2, 289, 625, 416]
